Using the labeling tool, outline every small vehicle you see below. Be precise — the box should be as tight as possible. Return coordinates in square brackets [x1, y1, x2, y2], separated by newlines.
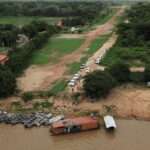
[80, 64, 86, 69]
[95, 58, 100, 64]
[73, 76, 79, 80]
[85, 67, 90, 73]
[74, 73, 80, 77]
[68, 82, 75, 86]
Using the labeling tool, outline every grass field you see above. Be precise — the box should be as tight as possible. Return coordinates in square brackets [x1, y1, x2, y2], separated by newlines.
[92, 8, 117, 26]
[30, 37, 84, 65]
[0, 16, 62, 26]
[49, 79, 67, 95]
[67, 35, 109, 74]
[0, 47, 8, 52]
[101, 46, 149, 67]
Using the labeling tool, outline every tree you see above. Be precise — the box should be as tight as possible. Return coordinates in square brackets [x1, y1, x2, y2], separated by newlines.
[144, 64, 150, 82]
[0, 66, 16, 98]
[83, 70, 116, 99]
[107, 61, 130, 83]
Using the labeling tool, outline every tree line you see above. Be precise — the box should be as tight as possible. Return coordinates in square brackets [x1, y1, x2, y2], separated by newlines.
[0, 24, 19, 47]
[117, 2, 150, 47]
[0, 21, 59, 98]
[0, 1, 105, 17]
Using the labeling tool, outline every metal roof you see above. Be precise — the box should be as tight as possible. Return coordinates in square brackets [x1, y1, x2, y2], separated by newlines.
[104, 115, 117, 129]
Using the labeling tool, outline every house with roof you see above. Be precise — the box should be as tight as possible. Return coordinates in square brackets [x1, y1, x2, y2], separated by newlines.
[0, 54, 8, 65]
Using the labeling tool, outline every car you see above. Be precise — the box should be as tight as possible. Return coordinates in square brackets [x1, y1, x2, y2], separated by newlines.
[73, 76, 79, 80]
[95, 58, 100, 64]
[85, 67, 90, 73]
[68, 82, 75, 86]
[80, 64, 86, 69]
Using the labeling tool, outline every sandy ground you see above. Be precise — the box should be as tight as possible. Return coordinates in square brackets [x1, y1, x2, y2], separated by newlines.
[54, 84, 150, 120]
[55, 34, 85, 39]
[17, 7, 124, 92]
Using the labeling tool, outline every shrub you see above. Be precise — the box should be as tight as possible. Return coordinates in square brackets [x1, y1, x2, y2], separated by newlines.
[83, 70, 116, 99]
[130, 72, 145, 83]
[107, 61, 130, 83]
[0, 66, 16, 98]
[144, 64, 150, 82]
[22, 92, 34, 102]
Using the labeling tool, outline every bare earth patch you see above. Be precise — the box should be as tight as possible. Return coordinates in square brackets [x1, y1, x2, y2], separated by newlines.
[77, 85, 150, 120]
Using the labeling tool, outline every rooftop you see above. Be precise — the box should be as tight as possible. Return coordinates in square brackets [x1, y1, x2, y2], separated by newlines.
[52, 117, 98, 128]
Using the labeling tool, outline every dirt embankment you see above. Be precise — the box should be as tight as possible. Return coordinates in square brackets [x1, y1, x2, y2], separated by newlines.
[54, 84, 150, 121]
[17, 7, 124, 92]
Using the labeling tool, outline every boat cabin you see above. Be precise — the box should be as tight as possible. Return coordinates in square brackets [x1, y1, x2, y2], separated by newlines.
[103, 115, 117, 130]
[50, 117, 99, 135]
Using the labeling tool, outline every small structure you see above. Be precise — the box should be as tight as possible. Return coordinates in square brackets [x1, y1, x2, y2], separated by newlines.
[0, 54, 8, 65]
[103, 115, 117, 129]
[147, 82, 150, 87]
[50, 117, 100, 135]
[56, 20, 64, 28]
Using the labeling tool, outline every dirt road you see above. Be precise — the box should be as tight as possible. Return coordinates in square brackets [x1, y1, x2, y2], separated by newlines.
[17, 7, 124, 92]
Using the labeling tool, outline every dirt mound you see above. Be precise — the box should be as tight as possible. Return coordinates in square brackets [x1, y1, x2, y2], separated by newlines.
[77, 85, 150, 120]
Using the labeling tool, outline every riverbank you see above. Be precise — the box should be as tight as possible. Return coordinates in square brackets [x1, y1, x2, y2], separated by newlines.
[0, 119, 150, 150]
[54, 84, 150, 121]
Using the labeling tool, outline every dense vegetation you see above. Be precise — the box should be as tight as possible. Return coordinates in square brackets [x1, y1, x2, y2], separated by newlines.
[83, 71, 116, 99]
[0, 21, 58, 98]
[0, 1, 108, 27]
[107, 61, 130, 83]
[102, 2, 150, 67]
[0, 24, 19, 47]
[0, 65, 16, 98]
[0, 1, 104, 17]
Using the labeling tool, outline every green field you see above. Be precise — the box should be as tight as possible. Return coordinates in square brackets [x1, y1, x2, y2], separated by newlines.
[67, 35, 109, 74]
[0, 47, 8, 52]
[92, 8, 117, 26]
[49, 79, 67, 95]
[101, 46, 149, 67]
[0, 16, 62, 26]
[30, 37, 84, 65]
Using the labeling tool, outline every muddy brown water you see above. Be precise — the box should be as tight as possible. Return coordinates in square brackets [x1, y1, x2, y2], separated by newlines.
[0, 119, 150, 150]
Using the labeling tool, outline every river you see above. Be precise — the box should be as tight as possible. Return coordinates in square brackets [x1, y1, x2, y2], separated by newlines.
[0, 119, 150, 150]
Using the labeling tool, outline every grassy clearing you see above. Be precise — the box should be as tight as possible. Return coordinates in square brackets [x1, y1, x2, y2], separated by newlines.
[30, 37, 84, 65]
[82, 8, 117, 32]
[67, 35, 109, 74]
[0, 16, 62, 26]
[92, 8, 117, 26]
[0, 47, 8, 52]
[68, 56, 88, 74]
[49, 79, 67, 95]
[101, 46, 148, 67]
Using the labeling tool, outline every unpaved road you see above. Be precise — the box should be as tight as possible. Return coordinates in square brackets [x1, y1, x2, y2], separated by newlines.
[17, 7, 124, 92]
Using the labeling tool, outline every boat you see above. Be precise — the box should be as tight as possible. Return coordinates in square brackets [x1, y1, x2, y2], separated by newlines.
[50, 116, 100, 135]
[48, 115, 64, 125]
[103, 115, 117, 130]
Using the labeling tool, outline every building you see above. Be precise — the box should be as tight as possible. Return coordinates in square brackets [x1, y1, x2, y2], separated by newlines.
[0, 54, 8, 65]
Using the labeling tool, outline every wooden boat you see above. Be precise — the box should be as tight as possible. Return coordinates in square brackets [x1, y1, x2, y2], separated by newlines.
[50, 116, 100, 135]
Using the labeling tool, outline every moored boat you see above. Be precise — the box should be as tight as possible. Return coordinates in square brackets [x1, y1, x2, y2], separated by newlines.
[50, 116, 100, 135]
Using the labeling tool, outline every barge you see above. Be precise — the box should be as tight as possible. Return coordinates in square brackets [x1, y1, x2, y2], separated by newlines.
[50, 116, 100, 135]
